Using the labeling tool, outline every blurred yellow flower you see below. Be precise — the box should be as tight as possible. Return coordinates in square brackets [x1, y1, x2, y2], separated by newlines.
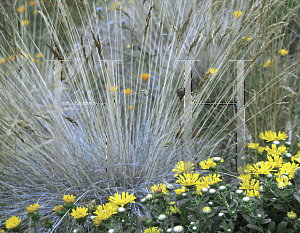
[298, 142, 300, 147]
[234, 11, 243, 18]
[106, 84, 119, 93]
[127, 44, 131, 48]
[248, 143, 259, 149]
[0, 58, 5, 64]
[39, 62, 43, 66]
[128, 0, 134, 4]
[9, 55, 15, 61]
[22, 20, 30, 26]
[17, 6, 26, 13]
[140, 73, 150, 82]
[35, 53, 43, 58]
[27, 203, 39, 214]
[242, 37, 251, 41]
[127, 105, 133, 110]
[209, 68, 218, 75]
[30, 1, 36, 6]
[124, 88, 132, 95]
[287, 210, 296, 219]
[111, 1, 120, 10]
[32, 10, 39, 15]
[263, 59, 274, 67]
[63, 194, 76, 204]
[5, 216, 21, 230]
[56, 3, 62, 7]
[122, 7, 127, 11]
[278, 49, 288, 56]
[258, 146, 265, 154]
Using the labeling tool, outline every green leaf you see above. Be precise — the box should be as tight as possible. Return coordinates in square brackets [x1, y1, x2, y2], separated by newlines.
[286, 228, 297, 233]
[277, 221, 287, 233]
[268, 221, 275, 233]
[247, 224, 263, 232]
[242, 214, 251, 222]
[294, 193, 300, 204]
[260, 218, 272, 224]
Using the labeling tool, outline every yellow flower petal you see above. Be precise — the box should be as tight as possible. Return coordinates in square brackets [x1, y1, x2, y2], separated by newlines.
[140, 73, 150, 82]
[263, 60, 274, 67]
[124, 88, 132, 95]
[209, 68, 218, 75]
[233, 11, 243, 18]
[30, 1, 36, 6]
[278, 49, 288, 56]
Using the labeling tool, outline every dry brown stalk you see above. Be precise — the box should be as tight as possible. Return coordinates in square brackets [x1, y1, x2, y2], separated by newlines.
[131, 28, 134, 45]
[143, 5, 154, 43]
[91, 30, 104, 62]
[0, 23, 13, 40]
[176, 7, 193, 51]
[260, 0, 267, 29]
[211, 2, 222, 19]
[91, 50, 95, 69]
[218, 21, 234, 46]
[2, 0, 15, 13]
[81, 34, 88, 64]
[192, 71, 212, 95]
[116, 7, 131, 18]
[63, 116, 79, 127]
[187, 26, 205, 57]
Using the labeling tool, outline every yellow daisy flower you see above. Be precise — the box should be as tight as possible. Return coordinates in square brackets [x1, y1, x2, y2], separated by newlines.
[287, 210, 296, 219]
[27, 203, 39, 214]
[248, 143, 259, 149]
[5, 216, 21, 230]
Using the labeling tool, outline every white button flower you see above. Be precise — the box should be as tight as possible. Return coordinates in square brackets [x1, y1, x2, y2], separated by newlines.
[158, 214, 167, 221]
[209, 188, 216, 194]
[242, 197, 250, 202]
[173, 225, 184, 232]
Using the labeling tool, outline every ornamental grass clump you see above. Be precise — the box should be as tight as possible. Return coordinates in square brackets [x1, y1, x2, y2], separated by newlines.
[1, 0, 300, 232]
[3, 133, 300, 232]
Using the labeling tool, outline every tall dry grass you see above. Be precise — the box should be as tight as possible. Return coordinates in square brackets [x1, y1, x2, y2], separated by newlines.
[0, 0, 299, 232]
